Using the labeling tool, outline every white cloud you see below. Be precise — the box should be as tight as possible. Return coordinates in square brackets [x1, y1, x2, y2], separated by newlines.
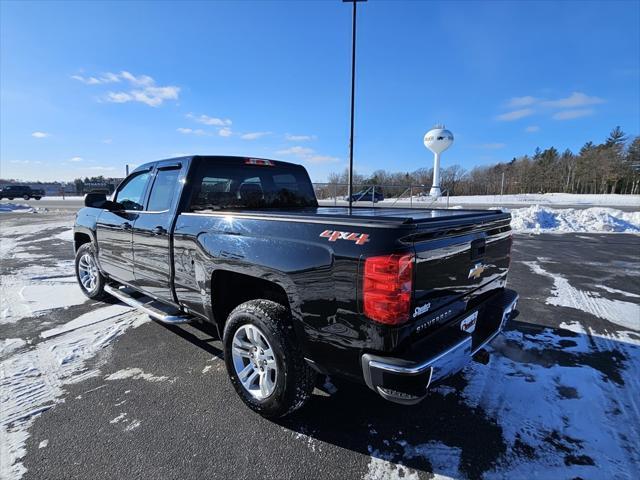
[525, 125, 540, 133]
[285, 133, 317, 141]
[10, 160, 42, 165]
[187, 113, 232, 126]
[277, 146, 314, 156]
[552, 109, 594, 120]
[106, 92, 133, 103]
[73, 70, 180, 107]
[71, 72, 121, 85]
[241, 131, 271, 140]
[71, 75, 103, 85]
[496, 108, 535, 121]
[102, 138, 113, 144]
[31, 131, 50, 138]
[498, 91, 605, 122]
[477, 143, 506, 149]
[506, 96, 538, 108]
[119, 71, 154, 87]
[177, 127, 207, 136]
[276, 146, 340, 164]
[218, 127, 233, 137]
[69, 156, 83, 162]
[106, 85, 180, 107]
[542, 92, 605, 108]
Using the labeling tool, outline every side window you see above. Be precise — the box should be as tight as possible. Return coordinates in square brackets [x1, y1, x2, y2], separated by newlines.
[114, 171, 150, 211]
[147, 168, 181, 211]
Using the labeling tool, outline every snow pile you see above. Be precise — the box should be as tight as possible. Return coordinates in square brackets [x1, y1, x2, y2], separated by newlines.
[0, 203, 35, 214]
[421, 193, 640, 207]
[509, 206, 640, 233]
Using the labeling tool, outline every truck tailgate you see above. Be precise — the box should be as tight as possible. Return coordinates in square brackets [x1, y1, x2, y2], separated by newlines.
[410, 214, 512, 328]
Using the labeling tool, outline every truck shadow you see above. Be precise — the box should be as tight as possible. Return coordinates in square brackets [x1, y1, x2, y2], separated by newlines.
[157, 320, 225, 360]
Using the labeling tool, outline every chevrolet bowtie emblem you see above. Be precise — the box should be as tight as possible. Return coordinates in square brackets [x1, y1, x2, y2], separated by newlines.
[468, 262, 486, 280]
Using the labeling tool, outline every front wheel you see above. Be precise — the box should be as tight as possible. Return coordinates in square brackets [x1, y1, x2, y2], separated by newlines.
[75, 243, 107, 300]
[34, 196, 41, 200]
[23, 195, 30, 200]
[223, 300, 316, 418]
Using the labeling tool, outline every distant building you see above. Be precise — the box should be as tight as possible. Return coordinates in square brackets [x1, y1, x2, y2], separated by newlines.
[0, 178, 124, 195]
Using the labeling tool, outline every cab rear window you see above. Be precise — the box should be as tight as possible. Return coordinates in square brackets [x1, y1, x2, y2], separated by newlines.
[190, 162, 317, 211]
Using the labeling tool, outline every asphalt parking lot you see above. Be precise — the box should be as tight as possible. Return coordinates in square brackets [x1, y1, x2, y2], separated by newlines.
[1, 211, 639, 480]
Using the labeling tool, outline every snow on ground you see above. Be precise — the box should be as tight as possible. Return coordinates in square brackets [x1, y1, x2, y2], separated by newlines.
[526, 261, 640, 330]
[0, 306, 146, 479]
[0, 203, 36, 214]
[0, 217, 147, 480]
[0, 219, 71, 260]
[509, 205, 640, 234]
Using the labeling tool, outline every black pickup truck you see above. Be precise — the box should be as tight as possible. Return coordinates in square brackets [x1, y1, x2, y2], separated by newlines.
[73, 155, 518, 417]
[0, 185, 45, 200]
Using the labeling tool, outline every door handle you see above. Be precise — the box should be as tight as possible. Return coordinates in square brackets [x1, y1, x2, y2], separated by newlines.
[121, 222, 132, 230]
[152, 226, 167, 235]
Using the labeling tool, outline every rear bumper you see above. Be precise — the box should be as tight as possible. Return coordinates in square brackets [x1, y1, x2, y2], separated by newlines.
[361, 288, 519, 404]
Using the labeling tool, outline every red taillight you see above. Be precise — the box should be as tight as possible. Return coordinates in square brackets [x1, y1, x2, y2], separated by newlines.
[363, 253, 414, 326]
[245, 158, 275, 166]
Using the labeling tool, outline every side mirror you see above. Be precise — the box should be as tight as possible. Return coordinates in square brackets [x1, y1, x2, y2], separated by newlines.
[84, 193, 107, 208]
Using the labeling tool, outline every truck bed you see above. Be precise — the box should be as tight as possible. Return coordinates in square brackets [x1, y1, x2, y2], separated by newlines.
[190, 206, 509, 227]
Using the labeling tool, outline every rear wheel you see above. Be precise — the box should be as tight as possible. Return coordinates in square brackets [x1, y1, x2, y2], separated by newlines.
[223, 299, 316, 418]
[23, 195, 30, 200]
[7, 197, 13, 200]
[34, 196, 41, 200]
[75, 243, 107, 300]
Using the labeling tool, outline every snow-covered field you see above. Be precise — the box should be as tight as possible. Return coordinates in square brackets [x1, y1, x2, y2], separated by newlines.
[388, 193, 640, 207]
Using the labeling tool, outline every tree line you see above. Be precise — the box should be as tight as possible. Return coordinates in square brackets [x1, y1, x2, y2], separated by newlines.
[321, 127, 640, 197]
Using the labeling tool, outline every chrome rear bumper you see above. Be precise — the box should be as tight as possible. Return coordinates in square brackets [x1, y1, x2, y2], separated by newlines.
[361, 289, 519, 405]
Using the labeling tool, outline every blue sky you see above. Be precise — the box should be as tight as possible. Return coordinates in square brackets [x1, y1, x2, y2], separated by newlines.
[1, 0, 639, 182]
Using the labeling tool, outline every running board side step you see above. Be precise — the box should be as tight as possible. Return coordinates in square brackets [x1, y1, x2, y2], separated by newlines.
[105, 284, 192, 324]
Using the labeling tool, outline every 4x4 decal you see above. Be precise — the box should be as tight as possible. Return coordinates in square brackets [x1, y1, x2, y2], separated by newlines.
[320, 230, 370, 245]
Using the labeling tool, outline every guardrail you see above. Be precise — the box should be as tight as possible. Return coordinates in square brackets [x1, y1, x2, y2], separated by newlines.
[312, 183, 450, 208]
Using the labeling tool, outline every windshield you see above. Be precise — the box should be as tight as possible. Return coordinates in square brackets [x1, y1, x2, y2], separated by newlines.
[189, 161, 318, 211]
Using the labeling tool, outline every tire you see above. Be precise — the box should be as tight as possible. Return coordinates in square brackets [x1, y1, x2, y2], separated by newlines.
[23, 195, 30, 200]
[34, 196, 41, 200]
[7, 197, 13, 200]
[75, 243, 108, 300]
[223, 299, 316, 418]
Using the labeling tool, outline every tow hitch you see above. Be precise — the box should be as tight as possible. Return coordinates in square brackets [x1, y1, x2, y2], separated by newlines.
[472, 348, 491, 365]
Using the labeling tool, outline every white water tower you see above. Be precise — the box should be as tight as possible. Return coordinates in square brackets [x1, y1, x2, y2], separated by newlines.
[423, 125, 454, 197]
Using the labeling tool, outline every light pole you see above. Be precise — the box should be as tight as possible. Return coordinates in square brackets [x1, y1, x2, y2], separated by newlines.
[343, 0, 366, 210]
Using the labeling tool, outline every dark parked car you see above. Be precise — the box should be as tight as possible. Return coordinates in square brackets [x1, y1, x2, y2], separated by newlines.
[73, 155, 518, 417]
[0, 185, 45, 200]
[348, 188, 384, 203]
